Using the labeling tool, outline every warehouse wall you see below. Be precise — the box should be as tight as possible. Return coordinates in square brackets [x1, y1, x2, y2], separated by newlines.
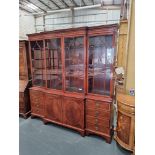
[19, 10, 35, 40]
[35, 9, 120, 32]
[125, 0, 135, 91]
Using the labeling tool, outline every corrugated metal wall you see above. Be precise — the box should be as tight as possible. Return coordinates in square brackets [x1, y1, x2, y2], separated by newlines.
[19, 10, 35, 40]
[36, 9, 120, 32]
[19, 9, 120, 38]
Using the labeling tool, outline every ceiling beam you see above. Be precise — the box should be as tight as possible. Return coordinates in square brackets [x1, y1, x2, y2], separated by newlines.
[81, 0, 86, 6]
[19, 6, 33, 14]
[37, 0, 52, 10]
[60, 0, 69, 7]
[20, 1, 39, 13]
[49, 0, 61, 9]
[25, 0, 47, 12]
[70, 0, 78, 7]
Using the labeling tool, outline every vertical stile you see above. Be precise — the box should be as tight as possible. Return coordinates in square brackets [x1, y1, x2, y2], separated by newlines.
[28, 41, 33, 85]
[43, 39, 47, 88]
[61, 36, 65, 92]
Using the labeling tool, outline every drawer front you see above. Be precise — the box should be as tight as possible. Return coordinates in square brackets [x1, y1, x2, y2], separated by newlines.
[30, 89, 44, 116]
[19, 92, 25, 112]
[19, 105, 25, 113]
[86, 115, 110, 128]
[19, 93, 24, 102]
[86, 122, 110, 135]
[86, 99, 110, 111]
[32, 102, 44, 109]
[32, 108, 43, 115]
[30, 90, 44, 104]
[86, 108, 110, 119]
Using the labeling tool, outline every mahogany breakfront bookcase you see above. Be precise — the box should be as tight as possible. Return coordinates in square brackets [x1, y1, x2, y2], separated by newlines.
[28, 24, 117, 143]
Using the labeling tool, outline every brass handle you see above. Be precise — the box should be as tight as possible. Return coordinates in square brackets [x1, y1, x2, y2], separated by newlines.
[95, 126, 98, 131]
[95, 122, 98, 126]
[95, 102, 100, 107]
[95, 111, 99, 117]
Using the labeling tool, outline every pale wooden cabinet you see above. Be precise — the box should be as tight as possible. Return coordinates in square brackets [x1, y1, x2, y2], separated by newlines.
[115, 93, 135, 151]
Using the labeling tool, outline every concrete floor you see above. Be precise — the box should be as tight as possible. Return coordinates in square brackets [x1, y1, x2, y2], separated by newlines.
[19, 117, 131, 155]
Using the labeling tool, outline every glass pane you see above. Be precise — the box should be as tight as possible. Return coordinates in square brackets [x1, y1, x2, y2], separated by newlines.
[88, 35, 114, 95]
[30, 40, 45, 87]
[45, 38, 62, 90]
[65, 37, 84, 93]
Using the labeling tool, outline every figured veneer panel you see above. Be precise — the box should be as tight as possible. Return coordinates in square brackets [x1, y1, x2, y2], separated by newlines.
[62, 97, 84, 129]
[117, 111, 131, 145]
[45, 94, 62, 123]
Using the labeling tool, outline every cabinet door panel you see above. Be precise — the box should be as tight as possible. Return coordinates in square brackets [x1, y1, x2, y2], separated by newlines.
[45, 94, 62, 122]
[62, 97, 84, 129]
[117, 111, 131, 145]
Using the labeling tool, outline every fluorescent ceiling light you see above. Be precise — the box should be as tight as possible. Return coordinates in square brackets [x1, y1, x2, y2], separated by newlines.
[27, 3, 39, 10]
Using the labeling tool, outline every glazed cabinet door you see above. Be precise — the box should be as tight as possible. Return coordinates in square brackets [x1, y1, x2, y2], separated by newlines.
[64, 36, 85, 93]
[45, 38, 62, 90]
[45, 94, 62, 122]
[62, 97, 84, 129]
[30, 40, 46, 87]
[88, 35, 114, 96]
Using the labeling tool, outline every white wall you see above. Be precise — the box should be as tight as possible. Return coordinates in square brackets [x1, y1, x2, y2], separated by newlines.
[35, 9, 120, 32]
[19, 10, 35, 40]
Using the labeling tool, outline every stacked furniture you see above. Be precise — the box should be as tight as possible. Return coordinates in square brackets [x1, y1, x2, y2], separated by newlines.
[19, 41, 31, 118]
[28, 25, 117, 143]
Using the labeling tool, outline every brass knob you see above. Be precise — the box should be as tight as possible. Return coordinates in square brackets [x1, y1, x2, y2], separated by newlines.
[95, 122, 98, 126]
[95, 126, 98, 131]
[95, 111, 99, 117]
[95, 119, 98, 123]
[95, 102, 99, 107]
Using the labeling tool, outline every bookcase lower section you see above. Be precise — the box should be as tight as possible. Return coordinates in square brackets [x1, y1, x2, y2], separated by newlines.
[29, 87, 113, 142]
[30, 87, 85, 136]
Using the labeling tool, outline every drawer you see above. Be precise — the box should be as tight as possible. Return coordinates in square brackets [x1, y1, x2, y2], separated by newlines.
[30, 90, 44, 108]
[30, 90, 44, 103]
[19, 101, 24, 108]
[86, 108, 110, 119]
[86, 122, 110, 135]
[19, 105, 25, 113]
[19, 93, 24, 102]
[32, 107, 43, 115]
[86, 115, 110, 128]
[86, 99, 110, 111]
[32, 102, 44, 109]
